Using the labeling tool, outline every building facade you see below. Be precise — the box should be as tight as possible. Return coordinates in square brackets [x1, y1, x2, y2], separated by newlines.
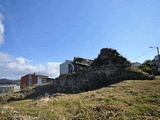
[60, 57, 93, 75]
[20, 73, 51, 89]
[60, 60, 73, 74]
[154, 55, 160, 61]
[150, 55, 160, 72]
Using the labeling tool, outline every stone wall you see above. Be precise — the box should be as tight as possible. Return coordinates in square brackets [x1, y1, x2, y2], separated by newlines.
[50, 48, 153, 93]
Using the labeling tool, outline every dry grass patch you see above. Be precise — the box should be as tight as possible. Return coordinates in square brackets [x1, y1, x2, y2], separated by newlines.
[0, 77, 160, 119]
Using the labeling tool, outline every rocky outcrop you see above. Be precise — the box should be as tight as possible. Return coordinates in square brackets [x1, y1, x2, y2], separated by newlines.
[73, 57, 93, 66]
[50, 48, 153, 93]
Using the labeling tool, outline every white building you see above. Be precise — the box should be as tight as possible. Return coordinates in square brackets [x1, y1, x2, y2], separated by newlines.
[154, 55, 160, 61]
[152, 55, 160, 72]
[60, 60, 72, 74]
[60, 57, 92, 75]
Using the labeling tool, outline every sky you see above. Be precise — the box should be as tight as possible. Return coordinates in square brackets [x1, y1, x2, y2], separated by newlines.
[0, 0, 160, 79]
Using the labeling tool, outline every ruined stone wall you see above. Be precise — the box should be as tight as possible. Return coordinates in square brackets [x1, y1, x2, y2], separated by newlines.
[52, 64, 119, 93]
[51, 48, 153, 93]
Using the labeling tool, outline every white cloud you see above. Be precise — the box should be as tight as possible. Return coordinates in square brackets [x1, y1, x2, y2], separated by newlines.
[0, 13, 4, 45]
[44, 62, 60, 76]
[16, 57, 27, 65]
[0, 52, 61, 79]
[0, 52, 12, 62]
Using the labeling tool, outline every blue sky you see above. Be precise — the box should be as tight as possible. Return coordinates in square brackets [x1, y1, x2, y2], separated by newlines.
[0, 0, 160, 79]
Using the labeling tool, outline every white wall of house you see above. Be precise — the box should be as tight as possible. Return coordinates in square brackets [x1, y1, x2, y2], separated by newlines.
[37, 77, 42, 84]
[60, 60, 72, 74]
[153, 55, 160, 68]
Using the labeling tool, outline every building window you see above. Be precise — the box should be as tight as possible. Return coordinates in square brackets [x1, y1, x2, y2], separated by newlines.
[42, 79, 47, 83]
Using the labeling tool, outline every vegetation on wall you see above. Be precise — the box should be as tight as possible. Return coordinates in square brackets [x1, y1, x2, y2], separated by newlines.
[92, 48, 131, 67]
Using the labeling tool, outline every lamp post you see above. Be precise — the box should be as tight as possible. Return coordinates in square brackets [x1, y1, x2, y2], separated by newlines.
[149, 47, 160, 61]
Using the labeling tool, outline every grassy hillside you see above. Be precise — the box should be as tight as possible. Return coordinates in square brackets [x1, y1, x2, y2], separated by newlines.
[0, 77, 160, 120]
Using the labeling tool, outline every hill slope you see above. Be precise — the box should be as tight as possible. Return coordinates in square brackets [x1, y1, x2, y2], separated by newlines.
[0, 79, 20, 85]
[0, 77, 160, 120]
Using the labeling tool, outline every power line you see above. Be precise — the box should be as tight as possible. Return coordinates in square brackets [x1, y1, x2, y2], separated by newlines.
[131, 49, 155, 61]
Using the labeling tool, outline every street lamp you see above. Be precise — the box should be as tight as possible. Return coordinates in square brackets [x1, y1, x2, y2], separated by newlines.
[149, 47, 160, 61]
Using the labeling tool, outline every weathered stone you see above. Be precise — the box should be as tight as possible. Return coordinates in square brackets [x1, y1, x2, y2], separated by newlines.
[50, 48, 152, 94]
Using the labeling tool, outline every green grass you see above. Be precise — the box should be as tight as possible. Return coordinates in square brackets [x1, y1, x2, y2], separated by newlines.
[0, 76, 160, 120]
